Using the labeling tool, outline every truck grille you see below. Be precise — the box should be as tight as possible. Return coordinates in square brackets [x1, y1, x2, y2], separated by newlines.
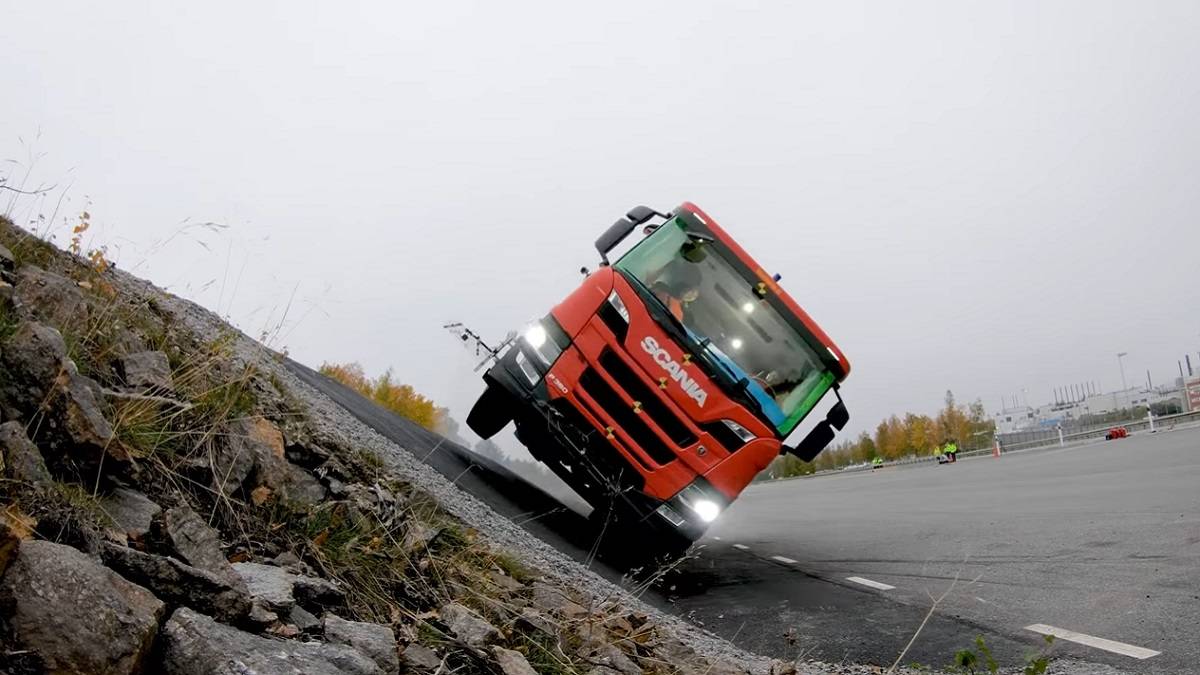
[578, 368, 678, 467]
[598, 349, 697, 447]
[549, 398, 646, 490]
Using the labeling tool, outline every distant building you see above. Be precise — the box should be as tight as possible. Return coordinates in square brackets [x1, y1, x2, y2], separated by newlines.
[993, 405, 1036, 434]
[994, 385, 1185, 433]
[1186, 376, 1200, 412]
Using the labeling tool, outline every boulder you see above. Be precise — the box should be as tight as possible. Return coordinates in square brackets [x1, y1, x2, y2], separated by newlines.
[0, 540, 164, 674]
[492, 646, 539, 675]
[286, 604, 321, 634]
[230, 560, 345, 617]
[402, 521, 440, 554]
[214, 416, 328, 505]
[324, 614, 399, 675]
[294, 573, 345, 609]
[100, 486, 161, 540]
[158, 607, 383, 675]
[284, 438, 331, 469]
[0, 321, 66, 417]
[209, 433, 255, 496]
[271, 550, 315, 575]
[0, 242, 14, 273]
[157, 505, 237, 582]
[279, 461, 328, 506]
[0, 420, 51, 486]
[208, 416, 282, 497]
[585, 643, 641, 675]
[119, 350, 173, 392]
[530, 581, 587, 618]
[488, 570, 524, 593]
[0, 514, 20, 577]
[0, 321, 116, 464]
[439, 602, 500, 648]
[55, 362, 117, 452]
[400, 643, 443, 671]
[516, 607, 558, 637]
[101, 543, 252, 623]
[12, 266, 89, 333]
[231, 561, 295, 613]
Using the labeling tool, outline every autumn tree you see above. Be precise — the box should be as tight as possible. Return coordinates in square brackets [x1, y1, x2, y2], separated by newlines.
[319, 362, 444, 430]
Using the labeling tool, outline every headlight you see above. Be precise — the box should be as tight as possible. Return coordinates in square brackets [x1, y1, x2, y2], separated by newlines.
[606, 291, 630, 322]
[521, 319, 564, 366]
[523, 323, 548, 349]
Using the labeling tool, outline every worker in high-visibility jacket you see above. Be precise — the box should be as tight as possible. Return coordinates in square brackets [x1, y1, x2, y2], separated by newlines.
[871, 457, 884, 470]
[942, 440, 959, 463]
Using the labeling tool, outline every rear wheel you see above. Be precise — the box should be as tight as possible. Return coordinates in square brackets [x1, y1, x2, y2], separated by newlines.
[466, 384, 514, 439]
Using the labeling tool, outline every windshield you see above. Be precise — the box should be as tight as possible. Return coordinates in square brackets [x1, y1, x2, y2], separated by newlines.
[614, 217, 834, 436]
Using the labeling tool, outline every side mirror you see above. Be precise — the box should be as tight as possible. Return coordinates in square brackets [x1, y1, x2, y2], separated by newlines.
[784, 421, 836, 462]
[595, 217, 636, 263]
[827, 400, 849, 430]
[626, 205, 658, 225]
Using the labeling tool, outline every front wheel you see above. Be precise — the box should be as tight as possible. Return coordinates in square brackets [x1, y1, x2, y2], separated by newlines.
[466, 384, 514, 439]
[588, 501, 693, 569]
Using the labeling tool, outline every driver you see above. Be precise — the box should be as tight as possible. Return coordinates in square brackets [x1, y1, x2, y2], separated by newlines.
[651, 263, 700, 322]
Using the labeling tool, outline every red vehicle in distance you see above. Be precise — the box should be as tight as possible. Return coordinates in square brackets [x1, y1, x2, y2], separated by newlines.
[467, 203, 852, 555]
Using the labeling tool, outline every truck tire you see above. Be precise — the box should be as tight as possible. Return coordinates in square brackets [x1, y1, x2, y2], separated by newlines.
[467, 384, 514, 439]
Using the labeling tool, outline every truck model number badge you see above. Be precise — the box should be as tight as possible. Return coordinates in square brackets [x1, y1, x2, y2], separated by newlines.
[640, 336, 708, 407]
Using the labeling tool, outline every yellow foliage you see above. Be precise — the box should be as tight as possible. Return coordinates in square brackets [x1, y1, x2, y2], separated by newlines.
[319, 362, 444, 431]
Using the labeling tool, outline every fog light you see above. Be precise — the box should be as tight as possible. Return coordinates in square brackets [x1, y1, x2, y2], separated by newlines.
[656, 504, 686, 527]
[514, 350, 540, 385]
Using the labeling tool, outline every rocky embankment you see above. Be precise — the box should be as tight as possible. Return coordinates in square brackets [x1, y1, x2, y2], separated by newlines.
[0, 218, 820, 675]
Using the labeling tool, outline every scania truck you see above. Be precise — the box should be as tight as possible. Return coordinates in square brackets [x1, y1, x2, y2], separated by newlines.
[467, 203, 851, 554]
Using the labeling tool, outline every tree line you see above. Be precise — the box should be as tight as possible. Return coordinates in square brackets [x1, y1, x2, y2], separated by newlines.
[764, 390, 996, 479]
[318, 362, 447, 431]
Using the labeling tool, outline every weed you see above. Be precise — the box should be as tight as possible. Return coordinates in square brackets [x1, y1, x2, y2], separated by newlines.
[0, 217, 57, 269]
[0, 300, 17, 342]
[516, 629, 581, 675]
[491, 551, 534, 584]
[950, 635, 1053, 675]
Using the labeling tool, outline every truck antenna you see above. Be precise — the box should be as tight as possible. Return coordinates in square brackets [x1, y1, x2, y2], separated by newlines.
[444, 322, 516, 372]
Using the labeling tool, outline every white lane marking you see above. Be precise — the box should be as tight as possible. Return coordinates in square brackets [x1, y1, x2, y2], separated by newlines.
[846, 576, 896, 591]
[733, 544, 749, 550]
[770, 555, 798, 564]
[1024, 624, 1161, 660]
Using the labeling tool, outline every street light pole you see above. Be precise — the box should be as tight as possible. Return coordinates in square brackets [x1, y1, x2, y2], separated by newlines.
[1117, 352, 1129, 392]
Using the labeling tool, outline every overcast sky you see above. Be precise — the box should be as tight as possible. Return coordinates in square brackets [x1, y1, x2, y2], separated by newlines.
[4, 1, 1199, 455]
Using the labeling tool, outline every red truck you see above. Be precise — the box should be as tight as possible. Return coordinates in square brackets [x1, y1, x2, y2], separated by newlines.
[467, 203, 851, 555]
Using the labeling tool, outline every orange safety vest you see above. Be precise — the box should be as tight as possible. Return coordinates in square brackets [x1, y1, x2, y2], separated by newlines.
[667, 296, 684, 321]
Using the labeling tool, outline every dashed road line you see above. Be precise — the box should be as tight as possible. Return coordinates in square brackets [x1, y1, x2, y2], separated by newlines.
[770, 555, 798, 564]
[846, 576, 896, 591]
[1024, 624, 1161, 660]
[732, 544, 750, 551]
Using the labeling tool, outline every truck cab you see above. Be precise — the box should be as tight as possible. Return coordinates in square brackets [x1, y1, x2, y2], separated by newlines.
[468, 203, 850, 552]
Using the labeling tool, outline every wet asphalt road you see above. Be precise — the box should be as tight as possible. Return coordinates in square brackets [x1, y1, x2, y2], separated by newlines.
[698, 427, 1200, 673]
[288, 359, 1198, 673]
